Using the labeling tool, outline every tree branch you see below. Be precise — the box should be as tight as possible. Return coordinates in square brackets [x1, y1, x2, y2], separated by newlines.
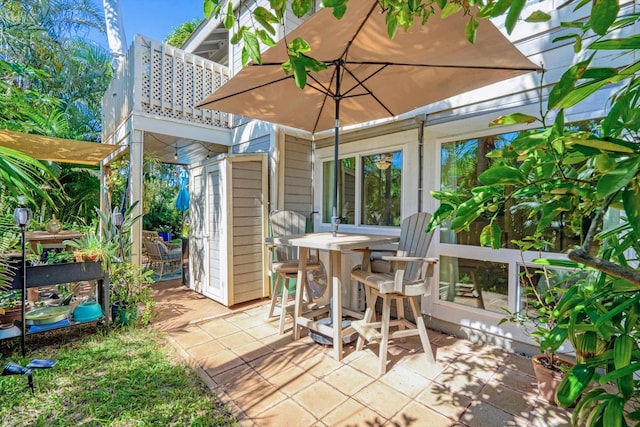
[567, 248, 640, 288]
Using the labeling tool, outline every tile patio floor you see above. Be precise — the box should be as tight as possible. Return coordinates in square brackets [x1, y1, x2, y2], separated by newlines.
[153, 281, 572, 426]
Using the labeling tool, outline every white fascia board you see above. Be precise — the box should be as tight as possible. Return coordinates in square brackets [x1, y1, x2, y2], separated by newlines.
[182, 0, 242, 53]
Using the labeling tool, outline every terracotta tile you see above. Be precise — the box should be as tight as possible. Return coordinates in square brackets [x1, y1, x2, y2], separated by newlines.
[322, 365, 374, 396]
[348, 350, 386, 378]
[323, 398, 386, 427]
[226, 314, 265, 330]
[232, 340, 275, 363]
[380, 364, 432, 398]
[265, 365, 317, 396]
[501, 354, 535, 377]
[232, 380, 288, 417]
[432, 367, 485, 397]
[353, 381, 411, 419]
[479, 382, 535, 418]
[449, 355, 497, 381]
[249, 352, 294, 378]
[490, 367, 538, 394]
[251, 398, 317, 427]
[292, 381, 349, 418]
[244, 323, 280, 340]
[528, 402, 573, 427]
[390, 401, 455, 427]
[202, 348, 246, 376]
[213, 364, 265, 399]
[415, 381, 472, 420]
[166, 326, 215, 349]
[198, 318, 241, 338]
[274, 341, 319, 361]
[396, 353, 447, 380]
[460, 401, 529, 427]
[218, 331, 258, 349]
[293, 352, 342, 378]
[186, 340, 226, 363]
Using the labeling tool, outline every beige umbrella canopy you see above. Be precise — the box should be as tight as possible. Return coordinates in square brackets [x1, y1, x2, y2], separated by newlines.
[0, 129, 119, 165]
[197, 0, 539, 232]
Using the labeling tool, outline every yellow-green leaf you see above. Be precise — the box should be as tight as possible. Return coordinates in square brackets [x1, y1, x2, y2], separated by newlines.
[525, 10, 551, 22]
[505, 0, 525, 34]
[589, 0, 619, 36]
[465, 17, 478, 44]
[441, 3, 461, 18]
[224, 1, 235, 30]
[478, 166, 525, 185]
[490, 113, 538, 126]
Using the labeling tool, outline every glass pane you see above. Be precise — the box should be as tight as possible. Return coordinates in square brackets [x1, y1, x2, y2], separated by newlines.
[322, 158, 356, 224]
[361, 151, 402, 226]
[439, 120, 597, 251]
[519, 265, 588, 318]
[439, 256, 508, 313]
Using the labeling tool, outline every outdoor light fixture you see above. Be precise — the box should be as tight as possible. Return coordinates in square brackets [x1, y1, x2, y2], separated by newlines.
[174, 145, 178, 160]
[13, 206, 32, 357]
[375, 154, 392, 170]
[111, 211, 125, 260]
[2, 362, 34, 393]
[206, 150, 211, 159]
[111, 211, 124, 228]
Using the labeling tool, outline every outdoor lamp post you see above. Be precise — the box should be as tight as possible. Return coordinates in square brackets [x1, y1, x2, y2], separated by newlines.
[13, 207, 32, 357]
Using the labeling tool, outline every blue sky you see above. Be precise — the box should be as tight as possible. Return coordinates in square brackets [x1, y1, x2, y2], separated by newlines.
[93, 0, 204, 47]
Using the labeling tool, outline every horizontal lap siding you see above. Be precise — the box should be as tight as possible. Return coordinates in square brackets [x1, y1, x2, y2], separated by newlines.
[231, 160, 265, 304]
[284, 136, 313, 214]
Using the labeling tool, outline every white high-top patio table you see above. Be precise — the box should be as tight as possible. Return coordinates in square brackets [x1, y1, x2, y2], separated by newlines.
[266, 232, 399, 361]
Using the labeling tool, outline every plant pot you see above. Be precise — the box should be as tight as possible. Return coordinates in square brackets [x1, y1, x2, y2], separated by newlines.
[0, 306, 22, 327]
[111, 303, 139, 326]
[158, 231, 172, 242]
[531, 354, 574, 406]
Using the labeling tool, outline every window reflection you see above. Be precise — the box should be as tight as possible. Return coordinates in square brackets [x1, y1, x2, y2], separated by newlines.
[439, 120, 598, 251]
[362, 151, 402, 226]
[322, 158, 355, 224]
[439, 256, 508, 313]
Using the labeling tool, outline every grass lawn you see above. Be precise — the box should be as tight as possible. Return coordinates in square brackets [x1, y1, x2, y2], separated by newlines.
[0, 326, 236, 426]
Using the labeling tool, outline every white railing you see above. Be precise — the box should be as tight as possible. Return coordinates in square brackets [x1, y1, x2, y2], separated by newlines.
[102, 35, 231, 139]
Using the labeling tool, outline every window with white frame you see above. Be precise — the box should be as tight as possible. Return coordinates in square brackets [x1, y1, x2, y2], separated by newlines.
[437, 119, 599, 313]
[321, 149, 403, 226]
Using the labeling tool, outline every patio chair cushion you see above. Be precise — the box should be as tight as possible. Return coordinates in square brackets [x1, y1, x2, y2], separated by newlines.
[157, 241, 181, 259]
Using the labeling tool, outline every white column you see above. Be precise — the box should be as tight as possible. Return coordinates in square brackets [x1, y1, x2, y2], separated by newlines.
[129, 129, 144, 266]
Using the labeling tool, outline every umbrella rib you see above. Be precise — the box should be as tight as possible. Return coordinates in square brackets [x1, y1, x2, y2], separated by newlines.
[344, 61, 540, 72]
[340, 63, 394, 116]
[196, 73, 294, 107]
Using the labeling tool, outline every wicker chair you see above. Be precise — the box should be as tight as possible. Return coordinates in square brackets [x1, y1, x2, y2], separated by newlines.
[143, 239, 181, 280]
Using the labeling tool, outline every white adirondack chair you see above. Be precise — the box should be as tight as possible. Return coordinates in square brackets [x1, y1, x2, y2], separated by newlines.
[350, 212, 438, 375]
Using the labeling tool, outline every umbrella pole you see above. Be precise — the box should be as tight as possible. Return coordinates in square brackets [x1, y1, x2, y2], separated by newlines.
[331, 63, 342, 237]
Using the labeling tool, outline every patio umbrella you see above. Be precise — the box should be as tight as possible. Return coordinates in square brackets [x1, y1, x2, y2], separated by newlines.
[196, 0, 539, 234]
[175, 170, 190, 212]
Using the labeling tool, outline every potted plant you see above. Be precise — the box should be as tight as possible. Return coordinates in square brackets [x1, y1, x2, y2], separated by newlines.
[498, 239, 579, 405]
[63, 231, 109, 263]
[0, 290, 23, 327]
[157, 225, 172, 242]
[109, 261, 155, 326]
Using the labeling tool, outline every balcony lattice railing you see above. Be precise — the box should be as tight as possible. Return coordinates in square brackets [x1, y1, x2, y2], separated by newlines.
[102, 35, 231, 140]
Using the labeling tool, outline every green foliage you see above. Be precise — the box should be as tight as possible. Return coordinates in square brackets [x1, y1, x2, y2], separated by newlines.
[164, 18, 203, 47]
[109, 261, 155, 323]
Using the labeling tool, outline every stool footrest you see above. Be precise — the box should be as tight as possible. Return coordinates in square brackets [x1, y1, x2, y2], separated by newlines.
[351, 320, 383, 342]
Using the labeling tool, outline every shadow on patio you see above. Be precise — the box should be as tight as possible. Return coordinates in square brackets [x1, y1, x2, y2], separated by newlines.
[152, 279, 572, 427]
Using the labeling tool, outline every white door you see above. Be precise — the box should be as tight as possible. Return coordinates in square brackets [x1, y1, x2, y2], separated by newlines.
[203, 162, 227, 304]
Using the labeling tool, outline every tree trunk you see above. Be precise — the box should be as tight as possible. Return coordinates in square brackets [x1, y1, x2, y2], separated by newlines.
[103, 0, 128, 70]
